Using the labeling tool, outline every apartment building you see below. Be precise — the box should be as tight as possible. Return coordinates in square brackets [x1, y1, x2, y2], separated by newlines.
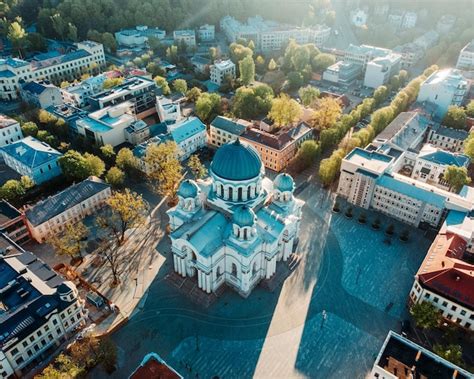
[208, 116, 251, 147]
[220, 15, 330, 52]
[427, 124, 468, 153]
[456, 39, 474, 71]
[76, 102, 141, 147]
[343, 44, 392, 70]
[156, 96, 182, 123]
[1, 137, 62, 184]
[409, 229, 474, 331]
[87, 76, 158, 119]
[240, 119, 314, 172]
[210, 59, 236, 86]
[417, 69, 469, 119]
[322, 61, 362, 85]
[197, 24, 215, 42]
[0, 201, 29, 245]
[173, 30, 196, 48]
[393, 43, 424, 69]
[25, 176, 111, 243]
[61, 73, 107, 107]
[411, 144, 470, 189]
[0, 41, 105, 101]
[20, 81, 63, 109]
[0, 115, 23, 147]
[363, 53, 402, 88]
[0, 233, 86, 377]
[370, 331, 471, 378]
[115, 25, 166, 48]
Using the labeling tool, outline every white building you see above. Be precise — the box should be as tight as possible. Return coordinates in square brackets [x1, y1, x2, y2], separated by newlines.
[363, 53, 401, 88]
[370, 331, 472, 378]
[220, 15, 330, 52]
[156, 96, 182, 123]
[76, 102, 142, 147]
[209, 116, 251, 147]
[350, 9, 367, 27]
[322, 61, 362, 85]
[456, 40, 474, 71]
[427, 124, 468, 153]
[173, 30, 196, 48]
[25, 176, 111, 243]
[210, 59, 236, 86]
[411, 144, 470, 190]
[417, 69, 470, 119]
[413, 30, 440, 51]
[393, 43, 424, 68]
[61, 73, 107, 107]
[402, 11, 417, 29]
[167, 139, 303, 297]
[197, 24, 215, 42]
[115, 25, 166, 48]
[0, 233, 87, 377]
[20, 81, 63, 109]
[0, 41, 105, 101]
[343, 44, 392, 70]
[388, 12, 404, 29]
[0, 115, 23, 147]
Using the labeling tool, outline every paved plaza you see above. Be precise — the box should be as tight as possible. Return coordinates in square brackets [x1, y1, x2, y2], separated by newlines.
[108, 183, 431, 379]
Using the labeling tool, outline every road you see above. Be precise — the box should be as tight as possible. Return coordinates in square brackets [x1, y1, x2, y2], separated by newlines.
[325, 0, 359, 50]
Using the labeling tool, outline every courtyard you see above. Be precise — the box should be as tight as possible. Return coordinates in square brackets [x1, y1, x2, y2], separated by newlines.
[107, 183, 431, 378]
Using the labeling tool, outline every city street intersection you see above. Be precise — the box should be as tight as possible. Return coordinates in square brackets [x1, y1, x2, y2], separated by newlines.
[105, 181, 431, 378]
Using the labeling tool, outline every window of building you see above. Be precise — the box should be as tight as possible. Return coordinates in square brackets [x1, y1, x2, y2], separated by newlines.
[11, 348, 19, 355]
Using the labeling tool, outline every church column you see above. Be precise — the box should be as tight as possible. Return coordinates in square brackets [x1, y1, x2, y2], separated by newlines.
[180, 258, 186, 277]
[242, 186, 248, 201]
[206, 274, 211, 293]
[173, 254, 179, 274]
[197, 270, 203, 289]
[265, 259, 272, 279]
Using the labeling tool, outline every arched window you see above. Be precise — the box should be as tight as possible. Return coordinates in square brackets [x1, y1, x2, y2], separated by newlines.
[238, 187, 243, 201]
[252, 262, 257, 276]
[219, 184, 224, 196]
[228, 187, 233, 201]
[231, 263, 237, 276]
[217, 266, 222, 278]
[243, 228, 248, 240]
[247, 186, 251, 199]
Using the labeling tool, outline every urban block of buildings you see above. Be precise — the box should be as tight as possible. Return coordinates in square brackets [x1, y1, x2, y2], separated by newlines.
[0, 115, 23, 147]
[197, 24, 215, 42]
[370, 331, 472, 378]
[115, 26, 166, 48]
[417, 68, 470, 120]
[0, 200, 29, 245]
[61, 73, 107, 108]
[0, 233, 86, 377]
[210, 59, 236, 86]
[220, 15, 331, 52]
[167, 139, 303, 297]
[456, 39, 474, 71]
[173, 30, 196, 48]
[24, 176, 111, 243]
[0, 41, 106, 101]
[20, 80, 63, 109]
[1, 136, 62, 185]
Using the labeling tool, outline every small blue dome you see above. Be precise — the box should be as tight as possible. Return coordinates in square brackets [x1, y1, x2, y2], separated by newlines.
[177, 179, 199, 198]
[274, 173, 295, 192]
[211, 139, 262, 181]
[233, 206, 256, 227]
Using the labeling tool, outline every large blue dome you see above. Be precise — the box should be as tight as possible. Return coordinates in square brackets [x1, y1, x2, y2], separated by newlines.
[274, 173, 295, 192]
[177, 179, 199, 198]
[211, 139, 262, 181]
[233, 206, 256, 227]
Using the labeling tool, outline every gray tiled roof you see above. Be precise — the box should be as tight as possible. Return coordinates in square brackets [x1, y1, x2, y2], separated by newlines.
[210, 116, 247, 136]
[430, 124, 469, 140]
[25, 177, 110, 226]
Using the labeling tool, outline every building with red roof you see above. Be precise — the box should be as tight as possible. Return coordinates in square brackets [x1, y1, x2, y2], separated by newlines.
[129, 352, 182, 379]
[409, 230, 474, 330]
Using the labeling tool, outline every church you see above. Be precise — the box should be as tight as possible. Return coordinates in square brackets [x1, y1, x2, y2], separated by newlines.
[167, 139, 304, 297]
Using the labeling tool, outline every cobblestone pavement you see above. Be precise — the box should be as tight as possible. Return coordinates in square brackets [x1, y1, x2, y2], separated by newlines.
[106, 183, 430, 379]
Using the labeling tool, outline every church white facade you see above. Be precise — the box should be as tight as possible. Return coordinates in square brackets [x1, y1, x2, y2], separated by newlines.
[167, 139, 304, 297]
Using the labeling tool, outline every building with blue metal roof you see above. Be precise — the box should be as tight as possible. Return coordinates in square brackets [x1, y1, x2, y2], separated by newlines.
[167, 140, 303, 297]
[20, 81, 63, 109]
[0, 137, 62, 184]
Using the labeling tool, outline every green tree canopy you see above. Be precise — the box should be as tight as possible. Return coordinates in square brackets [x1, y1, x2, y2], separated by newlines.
[154, 76, 171, 95]
[239, 55, 255, 85]
[466, 100, 474, 118]
[172, 79, 188, 95]
[195, 92, 222, 123]
[410, 301, 441, 330]
[232, 84, 274, 119]
[268, 94, 303, 127]
[443, 165, 471, 192]
[105, 166, 125, 187]
[298, 85, 320, 107]
[443, 106, 467, 129]
[311, 53, 336, 72]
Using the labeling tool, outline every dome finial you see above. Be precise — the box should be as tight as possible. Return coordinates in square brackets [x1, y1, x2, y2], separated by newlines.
[234, 138, 241, 145]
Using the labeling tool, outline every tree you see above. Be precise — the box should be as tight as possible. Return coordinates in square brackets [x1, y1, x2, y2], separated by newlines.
[464, 133, 474, 160]
[0, 180, 26, 202]
[232, 84, 274, 119]
[410, 301, 441, 330]
[443, 166, 471, 192]
[311, 98, 342, 130]
[319, 157, 340, 186]
[186, 87, 202, 103]
[443, 106, 467, 129]
[286, 71, 303, 90]
[48, 221, 89, 260]
[433, 344, 463, 366]
[268, 94, 303, 127]
[195, 92, 221, 122]
[466, 100, 474, 118]
[154, 75, 171, 95]
[98, 189, 147, 246]
[268, 58, 277, 71]
[100, 144, 115, 160]
[105, 167, 125, 187]
[293, 140, 320, 170]
[229, 42, 253, 63]
[187, 154, 207, 179]
[84, 153, 105, 177]
[373, 85, 389, 106]
[166, 45, 178, 63]
[312, 53, 336, 72]
[102, 32, 117, 53]
[239, 55, 255, 85]
[248, 40, 255, 50]
[27, 32, 47, 52]
[58, 150, 90, 181]
[209, 46, 218, 62]
[36, 354, 84, 379]
[299, 85, 320, 107]
[69, 336, 100, 369]
[98, 338, 118, 373]
[21, 121, 38, 137]
[173, 79, 187, 96]
[145, 142, 183, 201]
[116, 148, 138, 173]
[20, 176, 34, 191]
[102, 77, 124, 89]
[7, 21, 28, 56]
